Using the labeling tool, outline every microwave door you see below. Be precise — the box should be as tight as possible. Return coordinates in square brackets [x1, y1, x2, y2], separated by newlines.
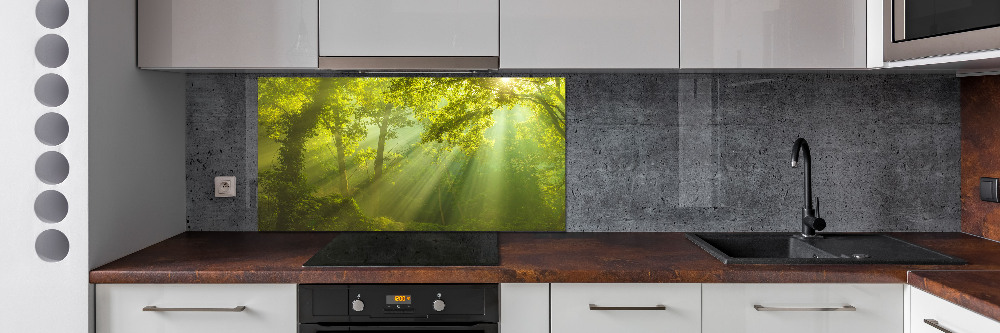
[884, 0, 1000, 61]
[896, 0, 1000, 42]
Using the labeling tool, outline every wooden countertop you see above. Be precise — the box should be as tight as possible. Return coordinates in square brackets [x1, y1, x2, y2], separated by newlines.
[90, 232, 1000, 322]
[908, 270, 1000, 323]
[90, 231, 1000, 284]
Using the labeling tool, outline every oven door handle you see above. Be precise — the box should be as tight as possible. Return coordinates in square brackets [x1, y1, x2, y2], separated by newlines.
[306, 324, 497, 332]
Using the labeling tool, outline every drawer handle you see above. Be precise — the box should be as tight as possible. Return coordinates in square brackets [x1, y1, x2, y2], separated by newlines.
[143, 306, 247, 312]
[753, 305, 856, 312]
[924, 319, 955, 333]
[589, 304, 667, 311]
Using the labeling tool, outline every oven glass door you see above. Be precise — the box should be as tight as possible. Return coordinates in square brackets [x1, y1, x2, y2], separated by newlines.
[900, 0, 1000, 41]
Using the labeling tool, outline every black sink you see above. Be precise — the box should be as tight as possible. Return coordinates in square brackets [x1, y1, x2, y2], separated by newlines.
[686, 233, 966, 265]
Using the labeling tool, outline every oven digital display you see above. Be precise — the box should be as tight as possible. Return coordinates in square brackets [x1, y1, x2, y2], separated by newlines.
[386, 295, 412, 304]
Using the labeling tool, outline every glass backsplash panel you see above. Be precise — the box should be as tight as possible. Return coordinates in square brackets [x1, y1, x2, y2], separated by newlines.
[257, 77, 566, 231]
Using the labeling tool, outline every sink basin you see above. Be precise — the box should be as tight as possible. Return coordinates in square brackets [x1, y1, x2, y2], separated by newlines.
[686, 233, 966, 265]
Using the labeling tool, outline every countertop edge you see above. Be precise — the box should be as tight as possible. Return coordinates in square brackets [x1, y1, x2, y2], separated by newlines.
[908, 270, 1000, 324]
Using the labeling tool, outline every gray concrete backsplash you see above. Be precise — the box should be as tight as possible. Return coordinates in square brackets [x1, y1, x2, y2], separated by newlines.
[186, 73, 960, 232]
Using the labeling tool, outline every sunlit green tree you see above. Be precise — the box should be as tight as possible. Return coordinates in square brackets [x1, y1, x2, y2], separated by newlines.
[352, 78, 418, 181]
[258, 77, 370, 230]
[317, 80, 366, 194]
[259, 78, 330, 230]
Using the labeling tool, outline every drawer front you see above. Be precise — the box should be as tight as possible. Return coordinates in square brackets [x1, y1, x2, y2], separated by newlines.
[550, 283, 701, 333]
[911, 288, 1000, 333]
[702, 283, 903, 333]
[96, 284, 296, 333]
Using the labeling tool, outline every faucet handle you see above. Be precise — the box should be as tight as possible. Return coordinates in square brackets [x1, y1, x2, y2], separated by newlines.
[812, 216, 827, 231]
[815, 197, 820, 218]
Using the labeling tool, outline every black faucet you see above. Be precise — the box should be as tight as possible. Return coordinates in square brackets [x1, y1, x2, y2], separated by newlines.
[791, 138, 825, 238]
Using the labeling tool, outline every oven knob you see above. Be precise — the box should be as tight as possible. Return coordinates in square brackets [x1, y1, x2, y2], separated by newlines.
[432, 299, 446, 312]
[352, 299, 365, 312]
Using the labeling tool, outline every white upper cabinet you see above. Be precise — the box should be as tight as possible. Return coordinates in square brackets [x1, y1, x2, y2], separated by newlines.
[681, 0, 873, 68]
[319, 0, 499, 57]
[137, 0, 318, 69]
[135, 0, 885, 70]
[500, 0, 680, 69]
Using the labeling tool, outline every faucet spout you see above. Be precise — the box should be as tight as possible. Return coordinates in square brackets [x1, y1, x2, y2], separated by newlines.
[791, 138, 825, 237]
[791, 138, 812, 210]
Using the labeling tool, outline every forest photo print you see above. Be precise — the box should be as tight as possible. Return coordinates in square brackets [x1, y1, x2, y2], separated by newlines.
[258, 77, 566, 231]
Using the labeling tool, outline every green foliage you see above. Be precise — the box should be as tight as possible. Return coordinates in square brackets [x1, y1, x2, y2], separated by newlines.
[257, 77, 566, 231]
[258, 78, 317, 141]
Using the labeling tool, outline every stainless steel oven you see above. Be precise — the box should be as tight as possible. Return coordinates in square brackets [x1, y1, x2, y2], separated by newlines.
[884, 0, 1000, 61]
[299, 284, 499, 333]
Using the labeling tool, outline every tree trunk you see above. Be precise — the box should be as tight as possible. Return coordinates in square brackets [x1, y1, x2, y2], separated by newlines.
[438, 185, 446, 225]
[530, 96, 566, 139]
[333, 128, 349, 194]
[274, 79, 333, 231]
[373, 105, 391, 181]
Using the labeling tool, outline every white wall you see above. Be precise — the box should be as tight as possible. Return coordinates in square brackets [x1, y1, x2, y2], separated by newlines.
[0, 0, 90, 331]
[88, 0, 186, 270]
[0, 0, 185, 331]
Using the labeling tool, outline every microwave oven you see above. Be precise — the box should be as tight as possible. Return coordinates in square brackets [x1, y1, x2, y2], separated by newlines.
[884, 0, 1000, 62]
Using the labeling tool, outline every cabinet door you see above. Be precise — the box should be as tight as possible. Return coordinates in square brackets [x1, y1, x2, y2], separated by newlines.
[501, 0, 680, 69]
[138, 0, 318, 68]
[702, 283, 903, 333]
[319, 0, 499, 57]
[911, 287, 1000, 333]
[96, 284, 297, 333]
[500, 284, 549, 333]
[550, 283, 700, 333]
[681, 0, 868, 68]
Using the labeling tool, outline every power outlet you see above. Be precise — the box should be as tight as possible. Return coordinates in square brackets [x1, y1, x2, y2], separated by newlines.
[982, 177, 999, 202]
[215, 176, 236, 198]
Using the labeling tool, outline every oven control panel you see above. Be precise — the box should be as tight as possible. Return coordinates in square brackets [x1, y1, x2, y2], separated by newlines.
[358, 288, 452, 315]
[384, 294, 414, 312]
[299, 284, 498, 323]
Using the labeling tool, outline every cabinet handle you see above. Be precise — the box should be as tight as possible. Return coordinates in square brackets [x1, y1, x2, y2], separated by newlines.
[924, 319, 955, 333]
[143, 306, 247, 312]
[753, 305, 856, 312]
[589, 304, 667, 311]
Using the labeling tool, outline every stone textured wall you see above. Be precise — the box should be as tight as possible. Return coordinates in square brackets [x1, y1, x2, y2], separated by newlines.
[187, 73, 960, 232]
[186, 74, 258, 230]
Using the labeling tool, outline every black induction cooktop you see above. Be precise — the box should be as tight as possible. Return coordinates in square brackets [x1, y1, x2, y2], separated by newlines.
[303, 232, 500, 267]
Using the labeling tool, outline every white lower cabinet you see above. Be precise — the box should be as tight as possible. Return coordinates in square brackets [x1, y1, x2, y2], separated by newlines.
[551, 283, 702, 333]
[95, 284, 297, 333]
[702, 283, 903, 333]
[910, 287, 1000, 333]
[100, 282, 1000, 333]
[500, 283, 550, 333]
